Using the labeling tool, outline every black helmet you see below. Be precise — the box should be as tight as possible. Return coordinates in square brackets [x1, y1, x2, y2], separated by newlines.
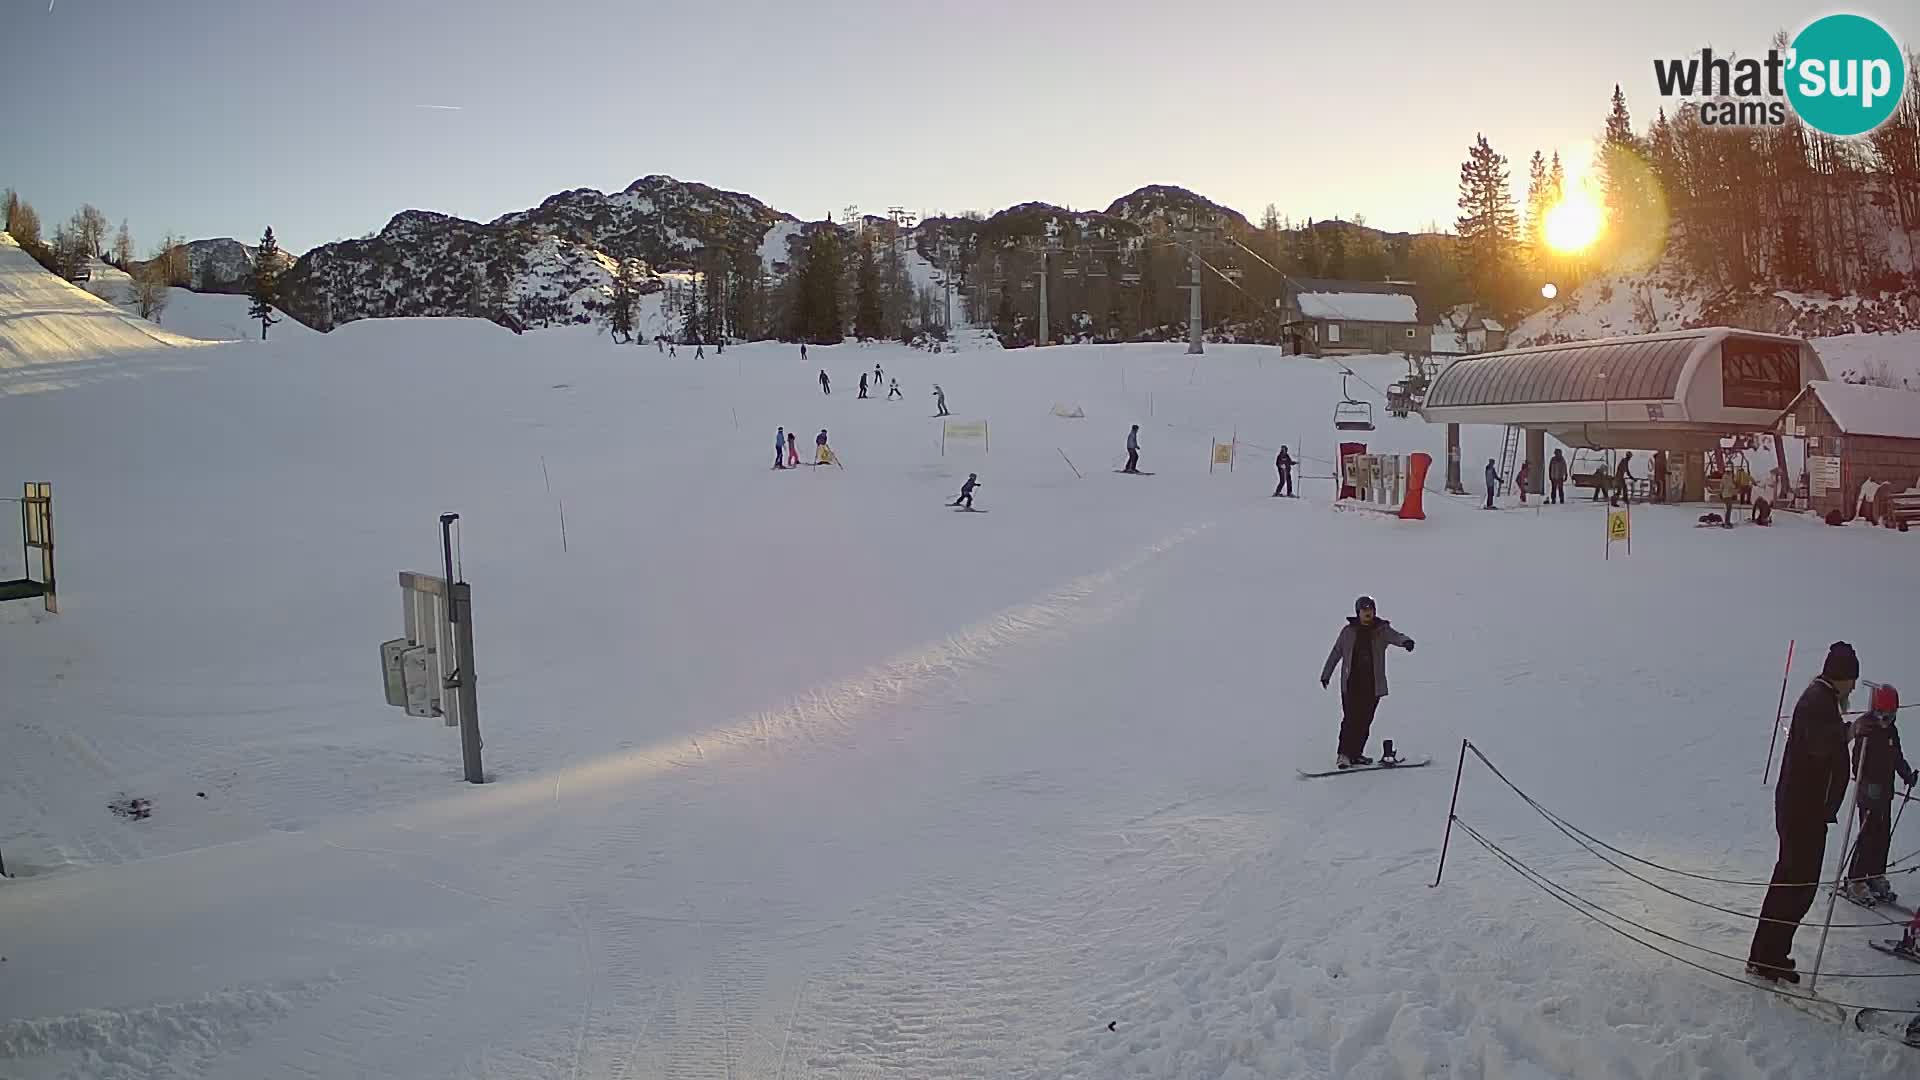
[1355, 595, 1376, 614]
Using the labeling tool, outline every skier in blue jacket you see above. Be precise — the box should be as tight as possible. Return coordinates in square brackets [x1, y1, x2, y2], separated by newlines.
[774, 427, 787, 469]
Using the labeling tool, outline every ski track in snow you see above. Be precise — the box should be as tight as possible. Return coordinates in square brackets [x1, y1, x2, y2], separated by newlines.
[3, 314, 1919, 1077]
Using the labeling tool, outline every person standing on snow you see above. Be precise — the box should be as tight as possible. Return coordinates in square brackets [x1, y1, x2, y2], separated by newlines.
[1483, 459, 1500, 509]
[695, 343, 706, 360]
[1516, 460, 1532, 505]
[874, 362, 883, 389]
[819, 369, 831, 396]
[1125, 425, 1142, 473]
[1612, 451, 1634, 507]
[787, 431, 800, 467]
[932, 384, 949, 417]
[1748, 642, 1859, 984]
[858, 373, 869, 399]
[950, 473, 981, 509]
[774, 427, 787, 470]
[1273, 446, 1295, 497]
[1652, 450, 1669, 503]
[887, 378, 902, 400]
[1548, 449, 1568, 504]
[801, 342, 809, 362]
[1844, 683, 1915, 905]
[1319, 596, 1415, 769]
[815, 429, 837, 466]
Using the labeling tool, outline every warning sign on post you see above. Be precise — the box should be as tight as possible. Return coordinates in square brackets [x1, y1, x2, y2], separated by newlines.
[1606, 507, 1631, 559]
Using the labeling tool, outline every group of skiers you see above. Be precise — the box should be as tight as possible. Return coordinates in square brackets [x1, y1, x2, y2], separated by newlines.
[816, 366, 931, 411]
[1749, 641, 1918, 991]
[772, 426, 838, 468]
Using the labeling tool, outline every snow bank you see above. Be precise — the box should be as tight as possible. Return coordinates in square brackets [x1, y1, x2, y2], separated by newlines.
[0, 233, 218, 371]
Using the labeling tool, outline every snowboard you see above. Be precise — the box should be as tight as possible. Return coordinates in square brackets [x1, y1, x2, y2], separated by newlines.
[950, 506, 988, 513]
[1869, 939, 1920, 964]
[1114, 470, 1156, 476]
[1297, 756, 1432, 779]
[1744, 975, 1846, 1023]
[1854, 1007, 1920, 1048]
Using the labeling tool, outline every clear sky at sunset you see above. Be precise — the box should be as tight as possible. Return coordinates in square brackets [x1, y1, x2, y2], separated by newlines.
[5, 0, 1915, 253]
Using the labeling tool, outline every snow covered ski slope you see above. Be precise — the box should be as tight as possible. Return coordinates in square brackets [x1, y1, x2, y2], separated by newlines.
[3, 320, 1919, 1078]
[0, 233, 218, 376]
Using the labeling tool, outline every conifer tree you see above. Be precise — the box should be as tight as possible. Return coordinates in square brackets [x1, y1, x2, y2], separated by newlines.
[1455, 134, 1521, 318]
[249, 227, 282, 340]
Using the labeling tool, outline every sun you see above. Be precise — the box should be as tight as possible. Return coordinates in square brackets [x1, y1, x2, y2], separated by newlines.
[1542, 191, 1604, 255]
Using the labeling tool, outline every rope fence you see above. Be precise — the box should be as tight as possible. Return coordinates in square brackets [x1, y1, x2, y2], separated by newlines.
[1433, 738, 1920, 1017]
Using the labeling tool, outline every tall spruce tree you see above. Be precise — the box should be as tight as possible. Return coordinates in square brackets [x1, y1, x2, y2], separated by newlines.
[853, 240, 883, 340]
[1523, 150, 1551, 259]
[1598, 85, 1659, 269]
[249, 227, 282, 340]
[609, 260, 638, 343]
[1455, 134, 1521, 319]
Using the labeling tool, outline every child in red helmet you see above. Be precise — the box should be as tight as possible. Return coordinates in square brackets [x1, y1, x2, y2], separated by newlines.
[1845, 683, 1915, 905]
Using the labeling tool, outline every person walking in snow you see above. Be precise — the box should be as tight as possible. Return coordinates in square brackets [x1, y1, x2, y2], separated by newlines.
[1548, 449, 1568, 504]
[820, 369, 831, 395]
[1748, 642, 1859, 984]
[774, 427, 787, 470]
[1273, 446, 1295, 497]
[1319, 596, 1414, 769]
[932, 384, 949, 417]
[1124, 425, 1142, 473]
[950, 473, 981, 509]
[801, 342, 808, 362]
[787, 431, 800, 468]
[1515, 460, 1532, 505]
[887, 378, 902, 400]
[1612, 451, 1634, 507]
[1844, 683, 1914, 906]
[1483, 459, 1500, 510]
[858, 373, 869, 399]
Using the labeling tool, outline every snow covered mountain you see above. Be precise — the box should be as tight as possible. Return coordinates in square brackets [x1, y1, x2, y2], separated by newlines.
[129, 237, 292, 295]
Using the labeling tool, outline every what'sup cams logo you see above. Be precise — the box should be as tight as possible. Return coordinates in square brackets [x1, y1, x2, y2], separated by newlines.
[1653, 13, 1907, 136]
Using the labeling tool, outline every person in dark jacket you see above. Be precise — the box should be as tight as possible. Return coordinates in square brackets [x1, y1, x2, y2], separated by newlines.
[1273, 446, 1295, 497]
[1612, 451, 1634, 507]
[1748, 642, 1860, 983]
[1590, 458, 1610, 502]
[1651, 450, 1669, 503]
[950, 473, 981, 509]
[1484, 459, 1500, 509]
[1845, 683, 1915, 904]
[1319, 596, 1415, 768]
[819, 369, 831, 395]
[858, 373, 869, 399]
[1548, 449, 1568, 504]
[1125, 425, 1142, 473]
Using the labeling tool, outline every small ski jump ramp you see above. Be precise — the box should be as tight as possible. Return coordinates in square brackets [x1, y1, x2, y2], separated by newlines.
[0, 232, 218, 371]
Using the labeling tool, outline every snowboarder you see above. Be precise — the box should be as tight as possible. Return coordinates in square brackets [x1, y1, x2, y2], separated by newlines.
[1318, 596, 1415, 769]
[1612, 451, 1634, 507]
[1748, 642, 1859, 984]
[1484, 459, 1500, 509]
[950, 473, 981, 509]
[1548, 449, 1568, 505]
[887, 378, 902, 400]
[774, 427, 787, 470]
[787, 431, 800, 467]
[820, 370, 831, 395]
[1273, 446, 1295, 497]
[858, 373, 869, 399]
[932, 384, 949, 417]
[1843, 683, 1914, 906]
[1516, 460, 1532, 505]
[1125, 425, 1142, 474]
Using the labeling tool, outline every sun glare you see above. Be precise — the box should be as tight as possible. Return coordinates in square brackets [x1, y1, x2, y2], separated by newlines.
[1542, 192, 1604, 255]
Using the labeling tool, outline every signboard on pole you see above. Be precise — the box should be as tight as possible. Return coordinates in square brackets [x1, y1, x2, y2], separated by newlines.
[1809, 455, 1842, 493]
[1606, 507, 1631, 559]
[1210, 438, 1235, 472]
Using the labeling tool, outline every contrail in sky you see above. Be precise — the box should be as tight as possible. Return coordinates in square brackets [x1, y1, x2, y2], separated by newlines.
[413, 104, 464, 111]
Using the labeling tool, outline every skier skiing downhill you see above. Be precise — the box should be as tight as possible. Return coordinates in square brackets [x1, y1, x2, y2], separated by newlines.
[1319, 597, 1415, 769]
[1748, 642, 1859, 984]
[874, 362, 883, 389]
[950, 473, 981, 508]
[1844, 683, 1914, 905]
[820, 370, 831, 395]
[887, 378, 902, 400]
[932, 384, 949, 417]
[1273, 446, 1294, 497]
[858, 373, 869, 399]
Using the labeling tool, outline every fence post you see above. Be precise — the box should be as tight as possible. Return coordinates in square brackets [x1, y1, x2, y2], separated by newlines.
[1431, 738, 1470, 887]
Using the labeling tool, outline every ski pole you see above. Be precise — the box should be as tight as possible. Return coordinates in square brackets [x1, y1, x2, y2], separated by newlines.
[1763, 640, 1794, 785]
[1809, 736, 1868, 993]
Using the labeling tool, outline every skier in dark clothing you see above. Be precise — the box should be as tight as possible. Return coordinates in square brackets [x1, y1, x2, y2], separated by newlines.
[1612, 451, 1634, 507]
[1748, 642, 1859, 983]
[1125, 425, 1141, 473]
[887, 379, 902, 400]
[1548, 449, 1568, 504]
[1590, 459, 1610, 502]
[858, 373, 869, 399]
[1273, 446, 1295, 497]
[801, 342, 808, 362]
[1319, 596, 1415, 769]
[950, 473, 981, 509]
[819, 370, 831, 395]
[774, 426, 787, 470]
[1844, 683, 1914, 905]
[1484, 459, 1500, 509]
[1651, 450, 1668, 503]
[874, 363, 883, 389]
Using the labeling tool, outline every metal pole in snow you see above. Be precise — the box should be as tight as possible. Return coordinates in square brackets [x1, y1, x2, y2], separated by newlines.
[1808, 736, 1866, 992]
[1763, 640, 1795, 784]
[1431, 738, 1470, 887]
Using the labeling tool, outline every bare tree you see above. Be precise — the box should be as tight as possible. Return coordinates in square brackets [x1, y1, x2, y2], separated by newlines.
[112, 219, 134, 268]
[73, 204, 110, 257]
[5, 192, 42, 249]
[155, 233, 190, 287]
[130, 244, 172, 322]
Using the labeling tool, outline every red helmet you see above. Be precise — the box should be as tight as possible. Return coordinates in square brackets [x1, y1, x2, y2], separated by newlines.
[1870, 683, 1899, 714]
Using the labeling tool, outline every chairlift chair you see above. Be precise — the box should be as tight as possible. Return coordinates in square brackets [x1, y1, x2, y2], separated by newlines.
[1334, 373, 1375, 431]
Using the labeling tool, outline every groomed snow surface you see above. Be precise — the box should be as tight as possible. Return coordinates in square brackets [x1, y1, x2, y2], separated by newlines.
[3, 315, 1919, 1077]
